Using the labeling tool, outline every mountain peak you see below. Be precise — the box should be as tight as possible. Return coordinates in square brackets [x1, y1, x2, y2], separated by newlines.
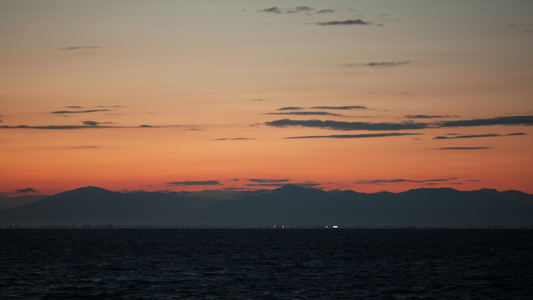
[58, 186, 115, 197]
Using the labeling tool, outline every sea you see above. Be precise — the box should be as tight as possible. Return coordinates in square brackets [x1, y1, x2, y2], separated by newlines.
[1, 229, 532, 299]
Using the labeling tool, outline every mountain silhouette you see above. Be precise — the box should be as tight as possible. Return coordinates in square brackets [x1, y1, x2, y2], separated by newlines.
[1, 185, 532, 227]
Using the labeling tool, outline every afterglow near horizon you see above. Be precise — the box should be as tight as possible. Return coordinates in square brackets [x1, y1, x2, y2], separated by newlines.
[1, 0, 532, 196]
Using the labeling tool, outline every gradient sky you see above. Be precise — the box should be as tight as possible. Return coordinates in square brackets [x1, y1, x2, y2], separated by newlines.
[1, 0, 532, 196]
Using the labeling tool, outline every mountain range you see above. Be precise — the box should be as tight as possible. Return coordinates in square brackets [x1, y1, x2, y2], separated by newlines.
[1, 185, 532, 228]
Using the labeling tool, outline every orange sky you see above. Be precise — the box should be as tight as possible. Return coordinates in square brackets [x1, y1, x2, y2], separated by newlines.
[1, 0, 532, 196]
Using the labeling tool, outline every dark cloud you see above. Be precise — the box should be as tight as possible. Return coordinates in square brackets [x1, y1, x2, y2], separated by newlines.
[277, 107, 304, 111]
[267, 111, 343, 117]
[285, 133, 422, 139]
[433, 133, 526, 139]
[286, 6, 313, 14]
[215, 138, 256, 141]
[260, 7, 282, 13]
[82, 120, 99, 126]
[316, 9, 335, 14]
[245, 181, 320, 188]
[265, 119, 428, 131]
[435, 147, 492, 150]
[1, 125, 112, 130]
[0, 121, 174, 130]
[61, 46, 100, 50]
[15, 188, 38, 193]
[245, 183, 287, 187]
[347, 61, 410, 67]
[247, 179, 290, 183]
[311, 106, 367, 110]
[266, 115, 533, 132]
[65, 106, 84, 109]
[317, 19, 371, 26]
[405, 115, 455, 119]
[166, 180, 222, 186]
[51, 109, 109, 114]
[355, 178, 457, 185]
[438, 116, 533, 128]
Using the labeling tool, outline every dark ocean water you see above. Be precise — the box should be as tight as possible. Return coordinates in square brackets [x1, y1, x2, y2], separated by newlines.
[1, 229, 532, 299]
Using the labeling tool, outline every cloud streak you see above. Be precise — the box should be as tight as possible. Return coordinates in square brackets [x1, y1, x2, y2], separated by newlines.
[0, 121, 178, 130]
[61, 46, 100, 50]
[434, 133, 526, 139]
[285, 133, 421, 139]
[259, 6, 333, 14]
[435, 147, 492, 150]
[51, 109, 109, 114]
[247, 179, 289, 183]
[265, 116, 533, 131]
[406, 115, 456, 119]
[286, 6, 313, 14]
[358, 61, 411, 67]
[355, 178, 457, 185]
[266, 119, 428, 131]
[318, 19, 372, 26]
[267, 111, 343, 117]
[277, 107, 304, 111]
[438, 116, 533, 128]
[166, 180, 222, 186]
[311, 106, 367, 110]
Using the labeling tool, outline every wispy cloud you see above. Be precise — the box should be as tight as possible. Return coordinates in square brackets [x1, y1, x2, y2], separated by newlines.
[434, 133, 526, 139]
[266, 119, 428, 131]
[438, 116, 533, 127]
[265, 116, 533, 131]
[354, 178, 457, 185]
[435, 147, 492, 150]
[15, 188, 38, 193]
[286, 6, 313, 14]
[277, 107, 304, 111]
[61, 46, 100, 50]
[311, 106, 367, 110]
[259, 6, 331, 14]
[51, 109, 109, 114]
[259, 7, 282, 13]
[245, 180, 320, 188]
[82, 120, 99, 126]
[347, 61, 410, 67]
[166, 180, 222, 186]
[286, 133, 422, 139]
[405, 115, 455, 119]
[65, 106, 84, 109]
[317, 19, 373, 26]
[0, 121, 177, 130]
[247, 179, 290, 183]
[267, 111, 343, 117]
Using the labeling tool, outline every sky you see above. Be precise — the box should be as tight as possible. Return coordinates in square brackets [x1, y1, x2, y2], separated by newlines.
[1, 0, 532, 196]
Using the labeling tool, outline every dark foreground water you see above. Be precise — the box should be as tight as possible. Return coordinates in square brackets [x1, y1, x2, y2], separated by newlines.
[1, 229, 532, 299]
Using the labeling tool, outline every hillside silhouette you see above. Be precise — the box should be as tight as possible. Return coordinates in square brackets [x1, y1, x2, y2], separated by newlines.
[1, 185, 532, 227]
